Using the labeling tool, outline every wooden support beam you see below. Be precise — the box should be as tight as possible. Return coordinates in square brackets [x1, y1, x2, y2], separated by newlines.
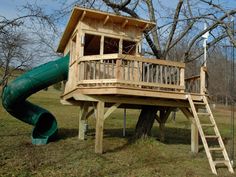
[86, 108, 95, 119]
[180, 107, 199, 153]
[78, 102, 89, 140]
[191, 122, 199, 153]
[103, 15, 109, 25]
[142, 24, 149, 31]
[158, 108, 172, 142]
[95, 101, 105, 154]
[121, 20, 128, 28]
[104, 103, 121, 120]
[100, 36, 104, 55]
[80, 11, 86, 21]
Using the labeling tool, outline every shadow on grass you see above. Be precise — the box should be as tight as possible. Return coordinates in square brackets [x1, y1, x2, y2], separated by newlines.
[57, 128, 78, 140]
[57, 127, 192, 144]
[56, 127, 231, 153]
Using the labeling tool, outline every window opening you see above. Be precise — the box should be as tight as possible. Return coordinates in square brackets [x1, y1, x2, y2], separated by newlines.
[84, 34, 101, 56]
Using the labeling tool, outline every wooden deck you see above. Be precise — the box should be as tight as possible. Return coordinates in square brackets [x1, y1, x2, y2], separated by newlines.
[62, 53, 206, 105]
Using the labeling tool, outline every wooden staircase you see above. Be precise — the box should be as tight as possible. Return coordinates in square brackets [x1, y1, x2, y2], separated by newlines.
[187, 94, 234, 175]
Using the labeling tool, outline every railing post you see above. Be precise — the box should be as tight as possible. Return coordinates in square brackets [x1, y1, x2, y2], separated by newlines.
[180, 67, 185, 92]
[200, 66, 207, 95]
[116, 59, 122, 80]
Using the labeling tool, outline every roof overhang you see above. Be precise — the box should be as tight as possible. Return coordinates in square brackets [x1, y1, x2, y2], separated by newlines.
[57, 6, 156, 53]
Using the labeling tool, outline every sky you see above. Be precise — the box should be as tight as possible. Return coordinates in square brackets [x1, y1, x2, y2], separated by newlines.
[0, 0, 65, 18]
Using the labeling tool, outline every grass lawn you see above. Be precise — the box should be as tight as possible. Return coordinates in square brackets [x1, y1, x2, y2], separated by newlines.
[0, 88, 235, 177]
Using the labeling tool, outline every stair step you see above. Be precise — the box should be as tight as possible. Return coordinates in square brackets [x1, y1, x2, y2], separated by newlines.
[209, 147, 224, 151]
[197, 112, 210, 116]
[193, 102, 206, 105]
[201, 123, 215, 127]
[213, 160, 229, 165]
[205, 135, 219, 139]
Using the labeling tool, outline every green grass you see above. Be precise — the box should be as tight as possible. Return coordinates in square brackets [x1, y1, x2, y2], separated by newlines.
[0, 88, 236, 177]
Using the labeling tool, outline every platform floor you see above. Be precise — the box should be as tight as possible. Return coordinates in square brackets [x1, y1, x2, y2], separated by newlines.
[61, 87, 204, 109]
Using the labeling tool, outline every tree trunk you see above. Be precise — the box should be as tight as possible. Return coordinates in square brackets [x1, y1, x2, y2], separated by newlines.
[134, 105, 158, 139]
[135, 106, 172, 140]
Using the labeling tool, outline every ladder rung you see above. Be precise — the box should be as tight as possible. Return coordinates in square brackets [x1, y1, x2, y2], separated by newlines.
[193, 102, 206, 105]
[201, 123, 215, 127]
[205, 135, 219, 139]
[213, 160, 229, 165]
[209, 147, 224, 151]
[197, 112, 210, 116]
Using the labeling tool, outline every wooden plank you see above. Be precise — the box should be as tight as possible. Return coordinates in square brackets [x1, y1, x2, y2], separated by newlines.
[160, 65, 163, 84]
[200, 66, 206, 94]
[123, 60, 126, 80]
[127, 61, 130, 80]
[78, 54, 185, 68]
[78, 79, 184, 90]
[151, 65, 154, 83]
[180, 68, 185, 92]
[79, 54, 119, 62]
[138, 61, 141, 81]
[78, 102, 89, 140]
[104, 103, 121, 120]
[78, 87, 187, 99]
[143, 63, 145, 82]
[164, 66, 167, 84]
[116, 59, 122, 80]
[112, 59, 115, 78]
[80, 11, 86, 21]
[95, 101, 105, 154]
[180, 107, 199, 154]
[185, 75, 200, 81]
[86, 108, 95, 119]
[191, 121, 199, 153]
[103, 15, 109, 25]
[118, 54, 185, 68]
[121, 19, 128, 28]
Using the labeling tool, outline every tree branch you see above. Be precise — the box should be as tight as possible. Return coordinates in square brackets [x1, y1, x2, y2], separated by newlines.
[163, 0, 183, 58]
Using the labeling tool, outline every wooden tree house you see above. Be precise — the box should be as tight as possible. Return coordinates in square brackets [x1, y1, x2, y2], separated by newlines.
[57, 6, 234, 174]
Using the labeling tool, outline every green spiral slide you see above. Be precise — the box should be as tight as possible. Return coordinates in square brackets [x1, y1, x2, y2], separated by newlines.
[2, 54, 69, 145]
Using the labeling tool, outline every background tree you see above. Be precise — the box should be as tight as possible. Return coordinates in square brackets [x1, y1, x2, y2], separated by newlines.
[0, 3, 57, 89]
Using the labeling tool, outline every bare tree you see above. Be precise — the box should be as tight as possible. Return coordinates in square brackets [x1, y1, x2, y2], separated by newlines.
[0, 28, 32, 87]
[0, 3, 58, 89]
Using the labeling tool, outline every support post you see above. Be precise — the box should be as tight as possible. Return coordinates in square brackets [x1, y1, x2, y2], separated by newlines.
[78, 102, 89, 140]
[95, 101, 105, 154]
[180, 107, 199, 153]
[116, 59, 122, 80]
[156, 108, 172, 142]
[123, 108, 126, 137]
[180, 67, 185, 92]
[191, 122, 199, 153]
[200, 66, 206, 94]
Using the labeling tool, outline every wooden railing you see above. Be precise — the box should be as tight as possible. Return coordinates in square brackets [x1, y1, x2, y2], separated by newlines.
[77, 54, 185, 92]
[185, 66, 207, 94]
[185, 75, 200, 93]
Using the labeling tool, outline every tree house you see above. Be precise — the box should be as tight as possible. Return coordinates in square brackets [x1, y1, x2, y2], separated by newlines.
[57, 6, 234, 174]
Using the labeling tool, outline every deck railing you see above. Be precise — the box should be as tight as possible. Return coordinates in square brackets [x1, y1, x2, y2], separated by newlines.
[185, 66, 207, 94]
[77, 54, 186, 92]
[185, 75, 200, 93]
